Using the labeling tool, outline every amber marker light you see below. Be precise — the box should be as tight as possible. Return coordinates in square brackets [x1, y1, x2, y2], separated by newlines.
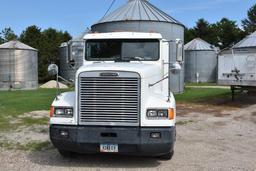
[168, 108, 175, 120]
[50, 106, 54, 118]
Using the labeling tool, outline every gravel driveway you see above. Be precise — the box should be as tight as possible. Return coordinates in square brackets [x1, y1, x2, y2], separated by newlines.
[0, 103, 255, 171]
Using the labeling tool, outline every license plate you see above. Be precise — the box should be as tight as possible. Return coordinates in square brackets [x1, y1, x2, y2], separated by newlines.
[100, 144, 118, 153]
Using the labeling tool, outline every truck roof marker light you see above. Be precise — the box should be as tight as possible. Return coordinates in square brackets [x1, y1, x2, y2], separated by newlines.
[50, 106, 54, 118]
[168, 108, 175, 120]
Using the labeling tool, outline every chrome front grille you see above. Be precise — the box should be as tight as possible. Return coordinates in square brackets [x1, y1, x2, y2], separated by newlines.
[79, 71, 140, 126]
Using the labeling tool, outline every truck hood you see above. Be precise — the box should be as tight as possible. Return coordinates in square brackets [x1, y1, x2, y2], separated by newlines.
[76, 62, 160, 78]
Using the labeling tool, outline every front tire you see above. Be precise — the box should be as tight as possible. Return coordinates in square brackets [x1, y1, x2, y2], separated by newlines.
[58, 149, 75, 158]
[158, 151, 174, 160]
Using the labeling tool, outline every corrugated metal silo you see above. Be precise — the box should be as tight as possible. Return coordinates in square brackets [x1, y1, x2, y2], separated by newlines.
[59, 43, 74, 81]
[185, 38, 217, 83]
[0, 40, 38, 90]
[59, 33, 84, 81]
[91, 0, 185, 93]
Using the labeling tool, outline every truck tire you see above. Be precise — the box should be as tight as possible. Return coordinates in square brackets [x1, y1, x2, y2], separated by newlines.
[58, 149, 75, 158]
[158, 151, 174, 160]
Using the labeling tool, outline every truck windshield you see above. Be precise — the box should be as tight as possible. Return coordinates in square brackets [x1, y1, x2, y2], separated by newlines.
[85, 39, 159, 61]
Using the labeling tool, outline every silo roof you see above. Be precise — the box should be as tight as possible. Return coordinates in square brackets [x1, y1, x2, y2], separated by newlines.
[185, 38, 214, 51]
[95, 0, 183, 26]
[233, 31, 256, 49]
[0, 40, 37, 51]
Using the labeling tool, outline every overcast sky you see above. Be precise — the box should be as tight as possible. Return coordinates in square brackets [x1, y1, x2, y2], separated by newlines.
[0, 0, 255, 37]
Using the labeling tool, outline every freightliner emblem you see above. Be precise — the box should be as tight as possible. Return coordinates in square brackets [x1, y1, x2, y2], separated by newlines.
[100, 72, 119, 77]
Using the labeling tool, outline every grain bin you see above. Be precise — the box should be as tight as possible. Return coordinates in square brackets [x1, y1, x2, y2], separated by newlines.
[0, 40, 38, 90]
[185, 38, 217, 83]
[91, 0, 185, 93]
[59, 33, 84, 81]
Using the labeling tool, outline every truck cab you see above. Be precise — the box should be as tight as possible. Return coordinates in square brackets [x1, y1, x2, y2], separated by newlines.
[49, 32, 183, 159]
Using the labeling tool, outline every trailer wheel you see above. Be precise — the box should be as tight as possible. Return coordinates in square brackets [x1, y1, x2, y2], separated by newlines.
[158, 151, 174, 160]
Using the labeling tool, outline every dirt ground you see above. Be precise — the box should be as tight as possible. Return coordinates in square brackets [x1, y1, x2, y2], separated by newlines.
[0, 97, 256, 171]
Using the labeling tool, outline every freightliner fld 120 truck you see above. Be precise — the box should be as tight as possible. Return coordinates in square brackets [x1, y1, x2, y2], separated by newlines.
[49, 32, 183, 159]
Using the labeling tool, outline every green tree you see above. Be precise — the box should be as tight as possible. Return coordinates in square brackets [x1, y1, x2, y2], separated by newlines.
[185, 18, 245, 49]
[187, 18, 218, 45]
[0, 36, 3, 44]
[242, 3, 256, 34]
[20, 26, 46, 82]
[19, 26, 72, 82]
[184, 28, 196, 44]
[212, 18, 244, 49]
[193, 19, 212, 42]
[63, 31, 72, 43]
[19, 25, 42, 49]
[0, 27, 17, 43]
[39, 28, 71, 82]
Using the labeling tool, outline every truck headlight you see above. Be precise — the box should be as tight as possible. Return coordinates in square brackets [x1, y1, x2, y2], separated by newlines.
[147, 109, 174, 120]
[52, 107, 73, 118]
[147, 110, 158, 117]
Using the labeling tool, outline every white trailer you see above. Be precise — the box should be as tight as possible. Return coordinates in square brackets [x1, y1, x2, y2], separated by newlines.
[48, 32, 184, 159]
[218, 31, 256, 100]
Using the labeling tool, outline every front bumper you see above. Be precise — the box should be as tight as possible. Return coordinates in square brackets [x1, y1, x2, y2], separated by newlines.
[50, 125, 176, 156]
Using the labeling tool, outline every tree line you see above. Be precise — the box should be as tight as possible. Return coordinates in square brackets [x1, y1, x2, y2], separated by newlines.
[185, 3, 256, 49]
[0, 26, 72, 82]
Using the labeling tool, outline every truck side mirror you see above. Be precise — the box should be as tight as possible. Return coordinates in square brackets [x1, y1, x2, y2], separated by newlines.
[48, 64, 61, 99]
[176, 39, 184, 62]
[170, 62, 182, 74]
[48, 64, 59, 76]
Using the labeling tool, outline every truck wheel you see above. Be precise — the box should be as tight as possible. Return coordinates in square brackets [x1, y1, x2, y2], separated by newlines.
[158, 151, 174, 160]
[58, 149, 75, 158]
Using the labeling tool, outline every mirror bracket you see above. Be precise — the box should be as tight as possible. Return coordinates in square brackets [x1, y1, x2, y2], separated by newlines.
[162, 39, 184, 102]
[47, 64, 60, 100]
[149, 62, 181, 87]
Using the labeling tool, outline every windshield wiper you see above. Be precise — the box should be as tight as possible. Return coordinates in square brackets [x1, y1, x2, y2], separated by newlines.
[114, 56, 144, 62]
[126, 56, 143, 61]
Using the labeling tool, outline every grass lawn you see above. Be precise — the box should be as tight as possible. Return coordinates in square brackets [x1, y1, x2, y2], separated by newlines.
[175, 87, 230, 103]
[185, 82, 218, 87]
[0, 89, 71, 131]
[0, 87, 231, 131]
[0, 89, 57, 116]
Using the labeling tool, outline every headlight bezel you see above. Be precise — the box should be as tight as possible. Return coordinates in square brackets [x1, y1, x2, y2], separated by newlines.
[53, 107, 73, 118]
[146, 109, 173, 120]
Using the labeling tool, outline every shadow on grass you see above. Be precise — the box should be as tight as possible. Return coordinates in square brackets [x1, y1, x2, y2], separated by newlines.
[175, 86, 256, 117]
[176, 87, 256, 108]
[198, 92, 256, 108]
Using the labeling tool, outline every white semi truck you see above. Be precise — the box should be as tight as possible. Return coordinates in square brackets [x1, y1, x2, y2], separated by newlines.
[49, 32, 183, 159]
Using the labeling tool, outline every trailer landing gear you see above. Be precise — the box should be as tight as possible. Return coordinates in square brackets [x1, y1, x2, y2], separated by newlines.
[231, 86, 241, 101]
[231, 86, 235, 102]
